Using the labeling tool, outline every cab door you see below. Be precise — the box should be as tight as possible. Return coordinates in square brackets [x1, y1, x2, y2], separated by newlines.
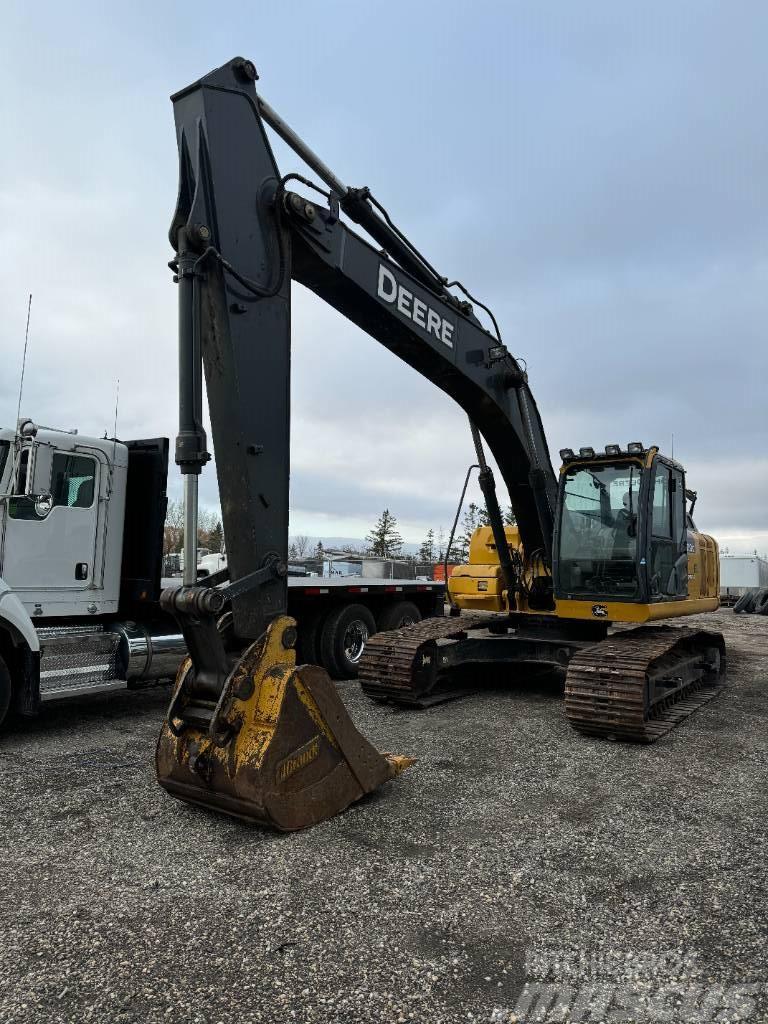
[2, 448, 100, 596]
[647, 460, 688, 600]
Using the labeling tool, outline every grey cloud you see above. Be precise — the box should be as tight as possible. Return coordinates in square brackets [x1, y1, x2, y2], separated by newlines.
[1, 1, 765, 554]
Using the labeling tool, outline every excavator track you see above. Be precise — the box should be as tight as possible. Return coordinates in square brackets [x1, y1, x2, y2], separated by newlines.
[565, 625, 726, 743]
[359, 614, 496, 706]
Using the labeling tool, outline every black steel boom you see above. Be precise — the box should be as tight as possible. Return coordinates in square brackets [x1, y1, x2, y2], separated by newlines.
[168, 56, 558, 645]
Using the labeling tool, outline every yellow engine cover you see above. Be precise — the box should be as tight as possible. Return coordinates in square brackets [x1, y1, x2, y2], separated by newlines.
[687, 529, 720, 600]
[448, 525, 520, 612]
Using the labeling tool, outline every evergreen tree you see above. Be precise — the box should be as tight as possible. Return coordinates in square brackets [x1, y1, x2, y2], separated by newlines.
[418, 528, 435, 563]
[504, 505, 516, 526]
[366, 509, 403, 558]
[314, 540, 325, 560]
[453, 502, 481, 562]
[208, 520, 224, 553]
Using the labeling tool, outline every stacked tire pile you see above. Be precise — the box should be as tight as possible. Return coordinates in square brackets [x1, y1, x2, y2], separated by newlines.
[733, 588, 768, 615]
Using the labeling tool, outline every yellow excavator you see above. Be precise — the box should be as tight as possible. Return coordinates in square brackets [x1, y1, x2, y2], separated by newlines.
[361, 445, 722, 743]
[156, 58, 724, 830]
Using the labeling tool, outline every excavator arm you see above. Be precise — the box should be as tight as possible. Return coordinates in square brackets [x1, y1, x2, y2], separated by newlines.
[157, 55, 559, 829]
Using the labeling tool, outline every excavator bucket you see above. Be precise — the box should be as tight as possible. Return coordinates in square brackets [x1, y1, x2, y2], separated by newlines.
[156, 616, 412, 831]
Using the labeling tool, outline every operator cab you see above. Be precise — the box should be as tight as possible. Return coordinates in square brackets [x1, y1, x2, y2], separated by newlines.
[554, 443, 689, 605]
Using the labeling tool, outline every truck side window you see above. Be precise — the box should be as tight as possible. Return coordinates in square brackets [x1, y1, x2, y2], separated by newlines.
[51, 454, 96, 509]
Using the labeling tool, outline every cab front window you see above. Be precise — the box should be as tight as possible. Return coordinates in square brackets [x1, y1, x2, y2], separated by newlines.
[557, 463, 641, 598]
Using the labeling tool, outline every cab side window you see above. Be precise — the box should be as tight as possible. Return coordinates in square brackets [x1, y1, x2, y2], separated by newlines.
[51, 454, 96, 509]
[651, 466, 672, 538]
[649, 464, 687, 598]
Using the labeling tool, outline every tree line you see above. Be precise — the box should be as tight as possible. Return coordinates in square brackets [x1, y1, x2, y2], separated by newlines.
[164, 501, 516, 566]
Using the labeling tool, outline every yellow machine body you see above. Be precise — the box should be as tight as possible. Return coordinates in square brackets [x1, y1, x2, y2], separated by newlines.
[449, 449, 720, 625]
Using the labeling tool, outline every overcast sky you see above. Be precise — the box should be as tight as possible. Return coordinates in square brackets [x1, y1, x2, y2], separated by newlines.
[2, 1, 766, 553]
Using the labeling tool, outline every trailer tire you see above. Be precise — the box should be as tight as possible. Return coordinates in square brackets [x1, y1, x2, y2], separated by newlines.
[377, 600, 422, 632]
[319, 604, 377, 680]
[0, 654, 12, 729]
[753, 588, 768, 616]
[297, 607, 327, 666]
[733, 589, 758, 614]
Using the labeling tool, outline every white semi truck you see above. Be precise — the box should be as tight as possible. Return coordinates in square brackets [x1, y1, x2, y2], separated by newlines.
[0, 419, 444, 727]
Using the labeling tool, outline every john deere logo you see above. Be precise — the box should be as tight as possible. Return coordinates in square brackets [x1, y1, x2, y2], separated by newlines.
[591, 604, 608, 618]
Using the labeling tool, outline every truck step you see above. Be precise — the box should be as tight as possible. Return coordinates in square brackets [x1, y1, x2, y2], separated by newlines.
[37, 625, 121, 698]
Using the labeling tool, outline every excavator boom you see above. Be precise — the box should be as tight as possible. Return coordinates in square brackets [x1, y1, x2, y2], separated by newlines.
[157, 56, 564, 829]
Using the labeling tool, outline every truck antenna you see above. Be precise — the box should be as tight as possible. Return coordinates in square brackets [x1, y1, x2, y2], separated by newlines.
[109, 378, 120, 495]
[15, 294, 32, 431]
[112, 378, 120, 444]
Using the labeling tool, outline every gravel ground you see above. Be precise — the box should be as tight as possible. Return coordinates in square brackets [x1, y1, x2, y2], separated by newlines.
[0, 608, 766, 1024]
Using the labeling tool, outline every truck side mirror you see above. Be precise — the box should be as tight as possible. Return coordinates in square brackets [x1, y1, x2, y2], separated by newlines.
[29, 443, 54, 498]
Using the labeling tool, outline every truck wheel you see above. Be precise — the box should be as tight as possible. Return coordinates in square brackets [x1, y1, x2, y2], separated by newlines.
[377, 600, 422, 632]
[0, 655, 12, 729]
[753, 589, 768, 615]
[297, 608, 327, 665]
[319, 604, 377, 680]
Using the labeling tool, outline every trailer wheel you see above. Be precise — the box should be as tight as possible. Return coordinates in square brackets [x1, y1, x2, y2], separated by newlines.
[319, 604, 377, 680]
[0, 654, 12, 729]
[377, 600, 422, 632]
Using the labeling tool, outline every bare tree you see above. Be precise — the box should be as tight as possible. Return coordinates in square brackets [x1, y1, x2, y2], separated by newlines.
[164, 500, 222, 553]
[164, 499, 185, 554]
[292, 534, 310, 557]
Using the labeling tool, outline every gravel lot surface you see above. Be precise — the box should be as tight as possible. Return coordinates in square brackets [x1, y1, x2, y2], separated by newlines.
[0, 608, 766, 1023]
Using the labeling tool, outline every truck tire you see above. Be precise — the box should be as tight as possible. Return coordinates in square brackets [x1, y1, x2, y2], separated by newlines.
[319, 604, 377, 680]
[753, 588, 768, 616]
[733, 589, 758, 614]
[297, 608, 327, 666]
[377, 600, 422, 632]
[0, 654, 12, 729]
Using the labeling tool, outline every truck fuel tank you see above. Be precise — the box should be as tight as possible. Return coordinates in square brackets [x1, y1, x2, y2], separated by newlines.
[110, 621, 187, 683]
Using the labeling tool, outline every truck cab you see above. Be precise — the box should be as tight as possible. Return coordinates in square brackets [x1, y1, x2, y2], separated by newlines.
[0, 420, 128, 618]
[0, 421, 174, 723]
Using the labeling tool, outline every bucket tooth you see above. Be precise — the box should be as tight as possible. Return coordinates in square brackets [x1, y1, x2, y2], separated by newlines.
[156, 615, 412, 831]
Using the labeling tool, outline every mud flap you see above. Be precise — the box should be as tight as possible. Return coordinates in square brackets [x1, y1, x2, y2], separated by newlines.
[156, 616, 413, 831]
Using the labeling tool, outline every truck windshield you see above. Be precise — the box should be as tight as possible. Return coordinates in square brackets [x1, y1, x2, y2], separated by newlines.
[557, 462, 642, 598]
